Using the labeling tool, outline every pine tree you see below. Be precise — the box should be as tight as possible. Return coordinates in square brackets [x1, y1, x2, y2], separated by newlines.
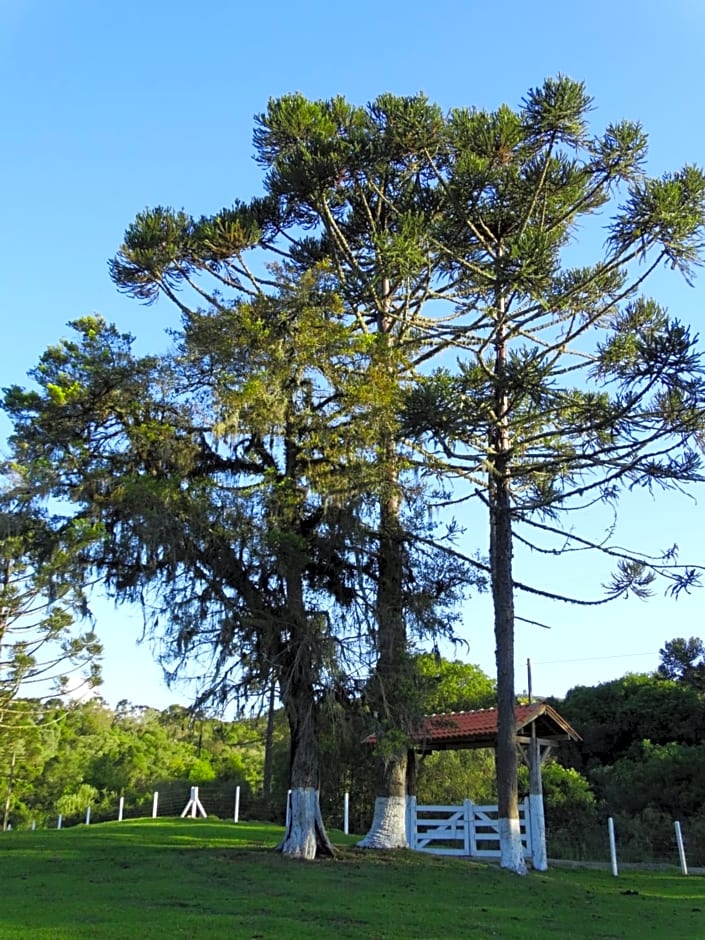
[404, 75, 705, 870]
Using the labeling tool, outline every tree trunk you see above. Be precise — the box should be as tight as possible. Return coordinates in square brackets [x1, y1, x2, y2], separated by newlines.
[262, 678, 277, 799]
[358, 751, 408, 849]
[3, 748, 16, 832]
[276, 525, 334, 860]
[491, 473, 526, 874]
[277, 681, 334, 860]
[490, 278, 526, 874]
[359, 472, 409, 850]
[281, 786, 331, 859]
[274, 423, 335, 860]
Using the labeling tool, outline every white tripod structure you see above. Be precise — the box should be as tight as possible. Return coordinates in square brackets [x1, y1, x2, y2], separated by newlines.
[180, 786, 208, 819]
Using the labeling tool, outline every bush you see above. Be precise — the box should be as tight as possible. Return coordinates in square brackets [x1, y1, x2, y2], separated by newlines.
[533, 762, 599, 860]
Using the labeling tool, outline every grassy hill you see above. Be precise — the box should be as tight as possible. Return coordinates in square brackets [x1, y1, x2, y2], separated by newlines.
[0, 819, 702, 938]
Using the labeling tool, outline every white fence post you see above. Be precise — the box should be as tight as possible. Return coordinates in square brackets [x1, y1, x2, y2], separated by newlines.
[405, 795, 417, 848]
[233, 786, 240, 823]
[152, 791, 159, 819]
[608, 817, 618, 876]
[675, 820, 688, 875]
[118, 796, 125, 822]
[463, 799, 474, 855]
[57, 814, 62, 830]
[343, 792, 349, 835]
[520, 797, 534, 862]
[85, 806, 91, 825]
[31, 820, 35, 831]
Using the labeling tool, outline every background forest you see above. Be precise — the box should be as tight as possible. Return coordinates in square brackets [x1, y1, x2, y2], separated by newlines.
[3, 640, 704, 864]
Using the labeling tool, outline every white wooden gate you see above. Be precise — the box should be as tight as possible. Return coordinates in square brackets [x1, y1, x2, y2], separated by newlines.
[406, 797, 532, 859]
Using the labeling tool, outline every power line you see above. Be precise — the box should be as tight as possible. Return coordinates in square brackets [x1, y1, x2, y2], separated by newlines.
[533, 651, 656, 666]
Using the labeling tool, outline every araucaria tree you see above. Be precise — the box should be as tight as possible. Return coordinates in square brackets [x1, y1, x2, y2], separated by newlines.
[251, 94, 474, 848]
[405, 76, 705, 871]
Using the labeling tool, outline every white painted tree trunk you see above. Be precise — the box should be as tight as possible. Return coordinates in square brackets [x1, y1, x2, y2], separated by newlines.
[527, 733, 548, 872]
[278, 787, 333, 860]
[357, 796, 408, 849]
[528, 793, 547, 871]
[499, 816, 527, 875]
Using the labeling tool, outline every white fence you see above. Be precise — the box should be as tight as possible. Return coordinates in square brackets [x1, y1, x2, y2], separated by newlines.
[406, 797, 532, 859]
[36, 786, 243, 831]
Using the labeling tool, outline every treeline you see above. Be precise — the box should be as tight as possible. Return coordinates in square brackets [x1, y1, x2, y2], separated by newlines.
[0, 697, 287, 829]
[550, 640, 705, 861]
[5, 641, 705, 864]
[1, 654, 495, 832]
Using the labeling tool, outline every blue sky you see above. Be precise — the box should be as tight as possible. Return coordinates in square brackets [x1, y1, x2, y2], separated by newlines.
[2, 0, 705, 709]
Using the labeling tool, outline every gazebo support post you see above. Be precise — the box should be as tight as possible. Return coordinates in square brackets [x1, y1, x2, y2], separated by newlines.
[527, 727, 548, 871]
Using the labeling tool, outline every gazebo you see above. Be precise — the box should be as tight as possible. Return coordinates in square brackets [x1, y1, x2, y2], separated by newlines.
[405, 702, 581, 869]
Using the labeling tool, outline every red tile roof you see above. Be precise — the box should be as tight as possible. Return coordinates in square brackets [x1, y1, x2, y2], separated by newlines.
[412, 703, 580, 750]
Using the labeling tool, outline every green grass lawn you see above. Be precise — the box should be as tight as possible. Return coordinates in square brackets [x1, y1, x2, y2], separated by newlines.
[0, 818, 703, 939]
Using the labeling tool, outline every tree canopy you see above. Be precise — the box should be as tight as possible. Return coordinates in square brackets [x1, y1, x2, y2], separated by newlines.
[658, 636, 705, 689]
[0, 486, 102, 824]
